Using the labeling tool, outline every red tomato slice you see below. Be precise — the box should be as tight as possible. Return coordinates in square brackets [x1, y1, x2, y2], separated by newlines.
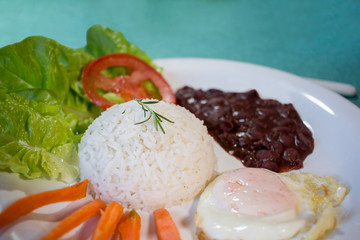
[81, 53, 176, 110]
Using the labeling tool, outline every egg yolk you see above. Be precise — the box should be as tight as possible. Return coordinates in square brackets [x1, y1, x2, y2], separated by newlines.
[213, 168, 297, 217]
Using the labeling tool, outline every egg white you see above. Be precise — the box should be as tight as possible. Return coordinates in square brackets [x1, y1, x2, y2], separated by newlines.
[194, 168, 348, 240]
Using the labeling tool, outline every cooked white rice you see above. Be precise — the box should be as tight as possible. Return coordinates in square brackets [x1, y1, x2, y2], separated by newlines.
[78, 99, 217, 211]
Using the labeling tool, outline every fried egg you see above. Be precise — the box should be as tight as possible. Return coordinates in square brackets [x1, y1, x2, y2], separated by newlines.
[194, 168, 348, 240]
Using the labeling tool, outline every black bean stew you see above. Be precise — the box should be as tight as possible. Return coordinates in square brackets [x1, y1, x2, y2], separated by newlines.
[176, 86, 314, 172]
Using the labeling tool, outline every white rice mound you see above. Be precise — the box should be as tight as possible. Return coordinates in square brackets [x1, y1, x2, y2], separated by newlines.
[78, 99, 217, 212]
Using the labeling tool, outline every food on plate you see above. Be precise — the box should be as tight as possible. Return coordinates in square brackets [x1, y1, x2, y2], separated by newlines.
[41, 199, 106, 240]
[0, 89, 85, 182]
[82, 53, 176, 110]
[194, 168, 348, 240]
[78, 99, 217, 211]
[117, 209, 142, 240]
[0, 24, 351, 240]
[153, 208, 182, 240]
[0, 179, 179, 239]
[0, 179, 88, 228]
[176, 86, 314, 172]
[92, 201, 124, 240]
[0, 24, 165, 182]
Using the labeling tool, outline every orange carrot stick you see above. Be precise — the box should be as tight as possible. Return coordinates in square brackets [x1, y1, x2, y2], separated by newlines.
[41, 198, 106, 240]
[92, 201, 124, 240]
[118, 209, 141, 240]
[0, 179, 89, 229]
[153, 208, 181, 240]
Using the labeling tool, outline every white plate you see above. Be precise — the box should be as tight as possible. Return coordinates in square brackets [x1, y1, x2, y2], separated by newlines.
[1, 58, 360, 240]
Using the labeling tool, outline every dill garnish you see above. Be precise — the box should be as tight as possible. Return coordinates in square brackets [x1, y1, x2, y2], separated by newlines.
[133, 98, 174, 134]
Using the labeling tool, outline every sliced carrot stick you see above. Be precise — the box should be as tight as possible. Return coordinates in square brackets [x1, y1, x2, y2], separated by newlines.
[0, 179, 89, 229]
[153, 208, 181, 240]
[41, 198, 106, 240]
[92, 201, 124, 240]
[118, 209, 141, 240]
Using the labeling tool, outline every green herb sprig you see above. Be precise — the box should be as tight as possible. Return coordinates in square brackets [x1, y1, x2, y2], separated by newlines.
[133, 98, 174, 134]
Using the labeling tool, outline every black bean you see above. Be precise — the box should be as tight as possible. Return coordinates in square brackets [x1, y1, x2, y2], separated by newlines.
[272, 126, 292, 134]
[295, 131, 314, 151]
[207, 97, 228, 107]
[207, 88, 224, 95]
[252, 119, 268, 129]
[256, 150, 274, 161]
[279, 133, 294, 147]
[176, 86, 314, 173]
[248, 129, 264, 140]
[277, 118, 295, 126]
[270, 141, 284, 156]
[283, 148, 301, 167]
[256, 107, 277, 116]
[261, 161, 280, 172]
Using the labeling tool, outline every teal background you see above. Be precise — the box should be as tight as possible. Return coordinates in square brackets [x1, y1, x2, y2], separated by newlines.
[0, 0, 359, 106]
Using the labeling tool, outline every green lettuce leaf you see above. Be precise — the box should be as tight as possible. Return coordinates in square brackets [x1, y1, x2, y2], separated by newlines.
[0, 89, 79, 182]
[0, 36, 102, 131]
[81, 24, 161, 71]
[0, 24, 158, 182]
